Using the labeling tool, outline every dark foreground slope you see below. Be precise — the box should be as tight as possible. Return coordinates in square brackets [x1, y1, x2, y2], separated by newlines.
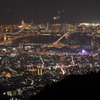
[30, 72, 100, 99]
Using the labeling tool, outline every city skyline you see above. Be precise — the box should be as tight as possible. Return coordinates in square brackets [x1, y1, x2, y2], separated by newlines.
[0, 0, 100, 24]
[0, 0, 100, 99]
[0, 15, 100, 99]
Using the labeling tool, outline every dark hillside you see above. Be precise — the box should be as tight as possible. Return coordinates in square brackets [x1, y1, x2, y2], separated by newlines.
[30, 72, 100, 99]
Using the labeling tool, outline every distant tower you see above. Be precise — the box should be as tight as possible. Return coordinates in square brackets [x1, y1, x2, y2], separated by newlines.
[46, 22, 49, 32]
[21, 19, 25, 25]
[74, 23, 78, 33]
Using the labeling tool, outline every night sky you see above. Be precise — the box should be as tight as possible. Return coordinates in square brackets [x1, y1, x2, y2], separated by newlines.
[0, 0, 100, 24]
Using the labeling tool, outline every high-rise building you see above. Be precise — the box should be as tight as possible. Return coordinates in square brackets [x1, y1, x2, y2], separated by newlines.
[45, 22, 49, 32]
[74, 24, 78, 33]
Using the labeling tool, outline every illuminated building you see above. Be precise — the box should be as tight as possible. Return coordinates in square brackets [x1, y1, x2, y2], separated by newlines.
[37, 68, 43, 76]
[1, 29, 3, 31]
[10, 29, 12, 32]
[4, 35, 7, 42]
[21, 19, 25, 25]
[97, 30, 100, 33]
[6, 29, 8, 32]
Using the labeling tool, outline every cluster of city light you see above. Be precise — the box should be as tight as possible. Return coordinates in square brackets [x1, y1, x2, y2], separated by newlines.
[79, 23, 100, 26]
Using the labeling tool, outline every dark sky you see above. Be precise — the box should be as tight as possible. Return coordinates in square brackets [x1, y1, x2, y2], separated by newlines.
[0, 0, 100, 24]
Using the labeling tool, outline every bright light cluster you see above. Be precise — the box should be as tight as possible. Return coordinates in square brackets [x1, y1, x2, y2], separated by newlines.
[79, 49, 88, 54]
[79, 23, 100, 26]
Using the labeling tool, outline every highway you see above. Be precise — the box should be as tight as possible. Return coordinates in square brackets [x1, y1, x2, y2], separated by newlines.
[0, 49, 98, 56]
[17, 51, 98, 56]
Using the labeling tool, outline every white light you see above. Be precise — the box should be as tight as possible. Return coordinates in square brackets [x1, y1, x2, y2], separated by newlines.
[82, 50, 86, 53]
[3, 92, 6, 95]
